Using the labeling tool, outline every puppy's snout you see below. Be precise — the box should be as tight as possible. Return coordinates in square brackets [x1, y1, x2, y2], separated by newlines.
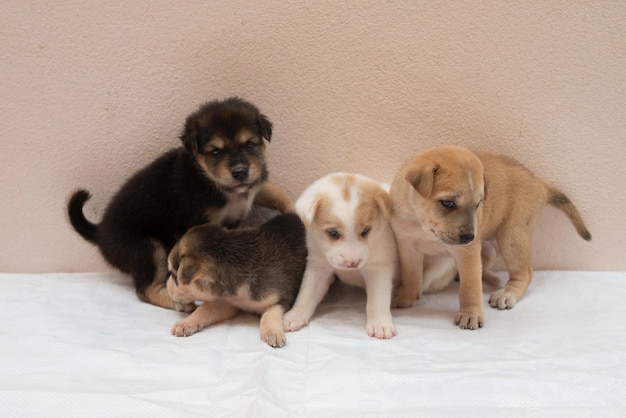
[459, 233, 475, 244]
[231, 166, 249, 181]
[345, 258, 362, 269]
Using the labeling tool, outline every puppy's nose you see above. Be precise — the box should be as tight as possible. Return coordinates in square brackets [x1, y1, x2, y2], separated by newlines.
[459, 233, 475, 244]
[345, 259, 362, 269]
[231, 166, 249, 181]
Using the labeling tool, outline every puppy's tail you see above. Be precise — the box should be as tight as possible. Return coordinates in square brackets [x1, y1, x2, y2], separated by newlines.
[545, 184, 592, 241]
[67, 189, 99, 244]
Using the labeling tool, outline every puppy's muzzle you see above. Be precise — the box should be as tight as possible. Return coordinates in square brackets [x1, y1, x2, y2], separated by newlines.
[458, 233, 475, 245]
[231, 165, 249, 181]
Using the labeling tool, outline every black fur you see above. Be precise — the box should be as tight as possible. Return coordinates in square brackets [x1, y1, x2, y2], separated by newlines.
[177, 213, 307, 310]
[67, 97, 274, 299]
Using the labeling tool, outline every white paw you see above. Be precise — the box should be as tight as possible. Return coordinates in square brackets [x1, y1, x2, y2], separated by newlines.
[366, 319, 397, 339]
[282, 310, 309, 332]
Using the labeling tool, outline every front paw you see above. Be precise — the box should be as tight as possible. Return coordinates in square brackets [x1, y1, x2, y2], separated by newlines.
[171, 318, 203, 337]
[282, 310, 309, 332]
[366, 319, 397, 339]
[261, 327, 287, 348]
[391, 285, 417, 309]
[454, 311, 484, 330]
[489, 288, 518, 310]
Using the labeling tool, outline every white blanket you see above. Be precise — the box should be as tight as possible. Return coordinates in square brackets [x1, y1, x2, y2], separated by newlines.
[1, 271, 625, 417]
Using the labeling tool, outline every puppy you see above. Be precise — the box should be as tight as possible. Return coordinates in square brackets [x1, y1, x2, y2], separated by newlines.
[67, 97, 293, 311]
[390, 145, 591, 330]
[166, 213, 307, 348]
[283, 173, 400, 339]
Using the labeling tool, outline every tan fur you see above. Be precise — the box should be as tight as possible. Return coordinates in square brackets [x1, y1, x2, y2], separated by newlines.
[390, 145, 591, 329]
[254, 182, 295, 213]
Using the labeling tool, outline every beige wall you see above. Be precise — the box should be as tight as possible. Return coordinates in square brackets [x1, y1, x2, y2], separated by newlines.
[1, 1, 624, 273]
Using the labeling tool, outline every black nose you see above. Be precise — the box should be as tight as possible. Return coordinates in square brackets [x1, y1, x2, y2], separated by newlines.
[231, 166, 248, 181]
[459, 233, 475, 244]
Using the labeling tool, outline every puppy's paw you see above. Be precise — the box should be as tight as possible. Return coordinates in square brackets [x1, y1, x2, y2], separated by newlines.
[174, 301, 197, 313]
[454, 311, 484, 330]
[261, 327, 287, 348]
[171, 319, 203, 337]
[489, 288, 518, 310]
[366, 319, 397, 339]
[282, 310, 309, 332]
[391, 286, 416, 309]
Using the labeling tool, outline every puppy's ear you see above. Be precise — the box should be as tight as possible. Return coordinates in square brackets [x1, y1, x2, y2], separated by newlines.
[168, 243, 180, 273]
[257, 113, 273, 142]
[375, 191, 393, 221]
[482, 174, 488, 201]
[295, 192, 322, 228]
[405, 163, 438, 197]
[178, 257, 199, 286]
[180, 119, 199, 156]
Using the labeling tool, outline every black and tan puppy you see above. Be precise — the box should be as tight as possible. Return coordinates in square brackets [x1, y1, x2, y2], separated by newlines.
[166, 213, 307, 348]
[67, 97, 293, 311]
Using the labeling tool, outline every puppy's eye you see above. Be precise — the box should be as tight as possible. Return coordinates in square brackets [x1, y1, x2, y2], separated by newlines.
[327, 229, 340, 240]
[440, 200, 455, 209]
[210, 148, 221, 156]
[245, 140, 255, 150]
[361, 226, 371, 238]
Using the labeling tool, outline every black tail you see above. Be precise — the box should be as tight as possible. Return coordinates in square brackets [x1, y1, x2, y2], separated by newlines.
[67, 189, 98, 243]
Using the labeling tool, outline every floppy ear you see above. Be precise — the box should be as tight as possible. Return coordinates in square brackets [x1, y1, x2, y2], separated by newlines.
[482, 174, 488, 201]
[295, 192, 321, 228]
[257, 113, 273, 142]
[180, 119, 199, 156]
[375, 190, 393, 221]
[404, 163, 438, 197]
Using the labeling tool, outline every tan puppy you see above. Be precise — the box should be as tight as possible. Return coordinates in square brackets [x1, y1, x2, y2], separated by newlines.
[390, 145, 591, 329]
[166, 213, 307, 348]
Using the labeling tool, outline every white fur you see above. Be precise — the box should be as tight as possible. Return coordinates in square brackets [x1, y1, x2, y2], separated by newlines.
[285, 172, 398, 339]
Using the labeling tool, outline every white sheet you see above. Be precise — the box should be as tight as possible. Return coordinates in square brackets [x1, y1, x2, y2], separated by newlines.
[1, 271, 625, 417]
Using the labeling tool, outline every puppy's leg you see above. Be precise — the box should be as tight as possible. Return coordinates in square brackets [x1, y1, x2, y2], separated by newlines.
[489, 228, 533, 310]
[481, 240, 501, 288]
[363, 266, 397, 339]
[171, 300, 239, 337]
[283, 263, 335, 332]
[391, 242, 424, 308]
[452, 241, 484, 330]
[100, 231, 193, 312]
[422, 254, 457, 293]
[254, 182, 294, 213]
[260, 304, 287, 348]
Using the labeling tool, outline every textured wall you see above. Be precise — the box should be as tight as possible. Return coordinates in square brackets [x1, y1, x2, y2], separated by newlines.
[1, 1, 624, 272]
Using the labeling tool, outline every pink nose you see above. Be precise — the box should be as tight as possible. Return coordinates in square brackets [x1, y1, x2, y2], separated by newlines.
[345, 259, 362, 269]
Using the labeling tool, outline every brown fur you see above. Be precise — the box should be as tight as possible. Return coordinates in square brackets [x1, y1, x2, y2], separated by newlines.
[67, 98, 293, 311]
[166, 213, 307, 347]
[390, 145, 591, 329]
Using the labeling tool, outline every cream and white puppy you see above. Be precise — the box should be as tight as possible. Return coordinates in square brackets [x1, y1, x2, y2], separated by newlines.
[282, 173, 399, 339]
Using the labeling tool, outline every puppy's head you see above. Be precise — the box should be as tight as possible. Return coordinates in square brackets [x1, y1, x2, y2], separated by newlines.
[402, 146, 484, 246]
[296, 173, 392, 270]
[180, 97, 272, 193]
[166, 226, 219, 304]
